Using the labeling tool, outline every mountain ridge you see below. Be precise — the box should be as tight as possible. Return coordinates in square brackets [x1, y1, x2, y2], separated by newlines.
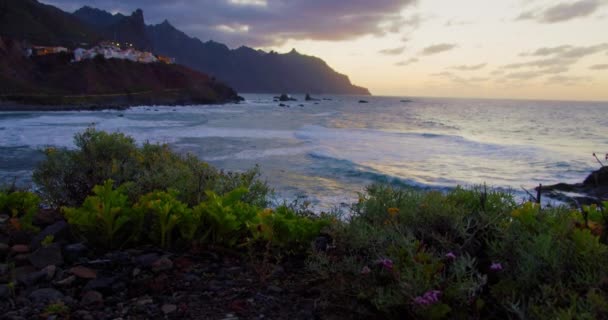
[73, 6, 371, 95]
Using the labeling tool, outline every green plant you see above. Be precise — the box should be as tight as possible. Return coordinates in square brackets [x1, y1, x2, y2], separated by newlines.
[0, 190, 40, 232]
[194, 187, 259, 247]
[33, 128, 270, 208]
[251, 205, 330, 250]
[135, 190, 191, 248]
[43, 302, 70, 317]
[41, 235, 54, 247]
[63, 179, 137, 249]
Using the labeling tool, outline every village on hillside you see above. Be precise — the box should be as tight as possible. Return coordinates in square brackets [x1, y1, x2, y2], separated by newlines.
[25, 41, 175, 64]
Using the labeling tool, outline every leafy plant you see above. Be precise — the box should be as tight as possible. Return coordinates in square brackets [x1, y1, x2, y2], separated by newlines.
[63, 180, 137, 249]
[194, 187, 259, 247]
[251, 205, 330, 250]
[135, 190, 191, 248]
[0, 190, 40, 232]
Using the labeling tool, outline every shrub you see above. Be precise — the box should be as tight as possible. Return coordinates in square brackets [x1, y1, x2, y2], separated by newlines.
[308, 184, 608, 319]
[33, 128, 270, 207]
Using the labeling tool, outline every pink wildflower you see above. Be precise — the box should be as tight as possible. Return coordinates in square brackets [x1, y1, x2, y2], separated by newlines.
[376, 258, 394, 271]
[360, 266, 371, 275]
[490, 262, 503, 271]
[445, 252, 457, 260]
[413, 290, 442, 306]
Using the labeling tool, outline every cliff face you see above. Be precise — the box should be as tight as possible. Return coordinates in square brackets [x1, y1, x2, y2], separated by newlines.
[0, 37, 242, 108]
[75, 7, 371, 95]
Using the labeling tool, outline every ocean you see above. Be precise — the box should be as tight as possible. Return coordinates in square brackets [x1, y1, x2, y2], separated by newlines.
[1, 95, 606, 210]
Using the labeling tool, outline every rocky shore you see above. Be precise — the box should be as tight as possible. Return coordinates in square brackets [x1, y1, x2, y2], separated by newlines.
[0, 211, 331, 320]
[540, 166, 608, 206]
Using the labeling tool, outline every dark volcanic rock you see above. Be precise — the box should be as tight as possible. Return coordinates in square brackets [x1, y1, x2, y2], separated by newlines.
[28, 244, 63, 269]
[583, 167, 608, 186]
[63, 243, 89, 263]
[29, 288, 64, 304]
[31, 221, 69, 250]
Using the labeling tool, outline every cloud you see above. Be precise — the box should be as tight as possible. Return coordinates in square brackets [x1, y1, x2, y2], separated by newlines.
[420, 43, 457, 56]
[451, 63, 487, 71]
[41, 0, 418, 47]
[545, 75, 592, 85]
[379, 46, 407, 55]
[517, 0, 606, 23]
[395, 57, 418, 66]
[590, 64, 608, 70]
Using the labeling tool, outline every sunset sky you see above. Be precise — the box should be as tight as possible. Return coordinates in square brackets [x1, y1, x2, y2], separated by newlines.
[43, 0, 608, 101]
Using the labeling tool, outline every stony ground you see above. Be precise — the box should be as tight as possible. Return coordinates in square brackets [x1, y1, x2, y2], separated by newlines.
[0, 211, 362, 320]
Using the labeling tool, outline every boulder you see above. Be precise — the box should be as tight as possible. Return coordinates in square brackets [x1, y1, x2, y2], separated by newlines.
[11, 244, 30, 254]
[279, 94, 297, 102]
[359, 100, 369, 104]
[30, 221, 69, 250]
[29, 288, 64, 304]
[305, 94, 319, 101]
[81, 290, 104, 307]
[29, 243, 63, 269]
[70, 266, 97, 279]
[63, 243, 88, 263]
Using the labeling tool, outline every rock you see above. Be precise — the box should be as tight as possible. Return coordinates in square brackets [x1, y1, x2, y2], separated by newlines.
[84, 276, 117, 293]
[135, 253, 160, 268]
[584, 166, 608, 186]
[0, 263, 7, 276]
[81, 290, 104, 307]
[0, 214, 9, 224]
[0, 284, 9, 299]
[136, 296, 154, 306]
[42, 265, 57, 280]
[11, 244, 30, 254]
[29, 243, 63, 269]
[29, 288, 64, 304]
[55, 275, 76, 287]
[279, 94, 297, 102]
[305, 93, 319, 101]
[267, 285, 283, 294]
[18, 269, 47, 286]
[32, 209, 62, 227]
[359, 100, 369, 104]
[31, 221, 69, 250]
[63, 243, 88, 263]
[152, 257, 173, 272]
[161, 304, 177, 314]
[279, 103, 287, 107]
[400, 99, 413, 103]
[70, 266, 97, 279]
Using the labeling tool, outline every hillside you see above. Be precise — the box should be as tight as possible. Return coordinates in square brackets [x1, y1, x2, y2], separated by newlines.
[74, 7, 371, 95]
[0, 37, 242, 109]
[0, 0, 100, 46]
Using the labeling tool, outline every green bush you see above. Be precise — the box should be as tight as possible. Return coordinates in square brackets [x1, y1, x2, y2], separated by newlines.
[33, 128, 270, 207]
[308, 184, 608, 319]
[0, 190, 41, 232]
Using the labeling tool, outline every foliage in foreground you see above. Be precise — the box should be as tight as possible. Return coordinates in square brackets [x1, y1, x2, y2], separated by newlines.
[308, 185, 608, 319]
[33, 128, 270, 208]
[0, 189, 40, 232]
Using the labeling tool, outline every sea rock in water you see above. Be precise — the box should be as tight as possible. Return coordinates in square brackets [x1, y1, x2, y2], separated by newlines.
[359, 100, 369, 104]
[279, 94, 297, 102]
[540, 167, 608, 206]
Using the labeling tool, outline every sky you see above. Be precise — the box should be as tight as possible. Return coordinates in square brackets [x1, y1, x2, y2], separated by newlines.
[42, 0, 608, 101]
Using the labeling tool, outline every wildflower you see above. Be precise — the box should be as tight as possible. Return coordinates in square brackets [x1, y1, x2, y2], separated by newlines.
[387, 207, 400, 219]
[360, 266, 371, 275]
[490, 262, 503, 271]
[376, 258, 394, 271]
[413, 290, 442, 306]
[445, 252, 457, 260]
